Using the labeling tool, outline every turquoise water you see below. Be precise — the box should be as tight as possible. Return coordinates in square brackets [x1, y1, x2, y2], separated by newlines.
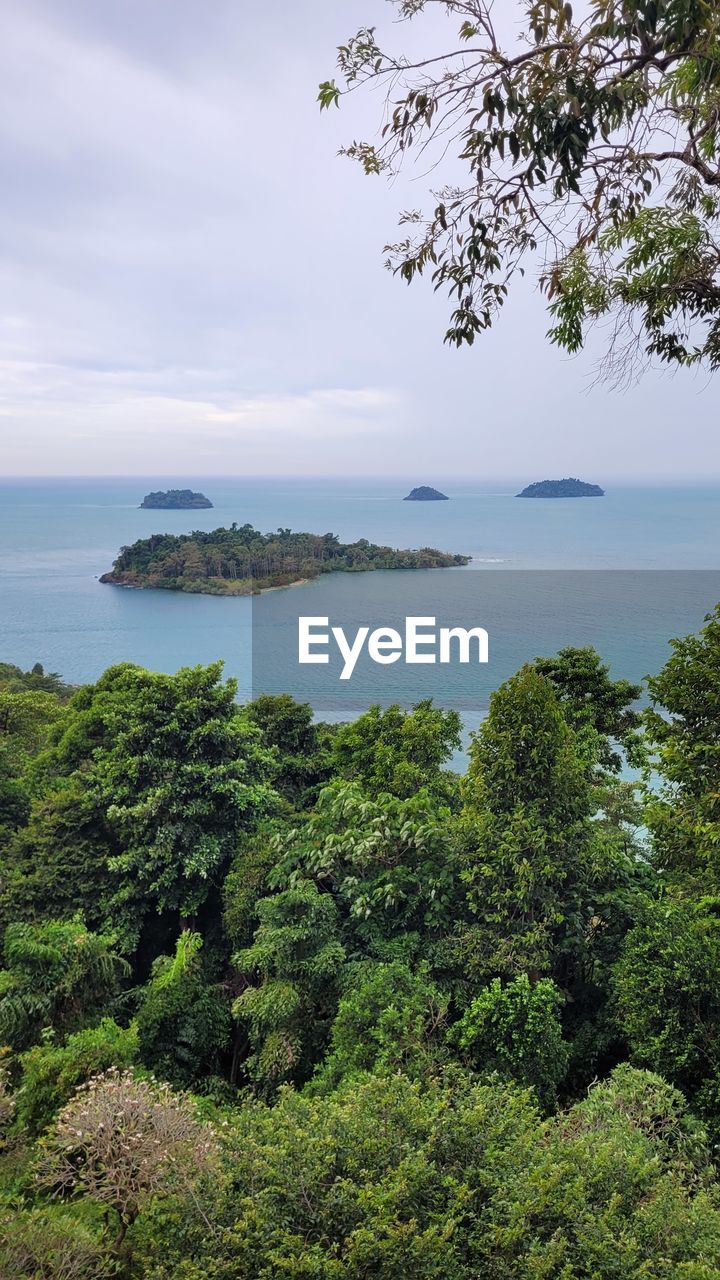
[0, 477, 718, 712]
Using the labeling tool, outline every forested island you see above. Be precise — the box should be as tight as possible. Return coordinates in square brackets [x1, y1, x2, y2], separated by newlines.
[3, 615, 720, 1277]
[517, 478, 605, 498]
[100, 524, 470, 594]
[404, 485, 449, 501]
[140, 489, 213, 509]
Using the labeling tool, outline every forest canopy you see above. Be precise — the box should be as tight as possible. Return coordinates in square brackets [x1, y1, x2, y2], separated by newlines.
[1, 613, 720, 1277]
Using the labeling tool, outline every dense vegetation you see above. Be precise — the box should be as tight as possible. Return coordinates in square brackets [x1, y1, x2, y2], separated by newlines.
[321, 1, 720, 382]
[2, 613, 720, 1276]
[140, 490, 213, 510]
[0, 661, 74, 700]
[100, 525, 470, 594]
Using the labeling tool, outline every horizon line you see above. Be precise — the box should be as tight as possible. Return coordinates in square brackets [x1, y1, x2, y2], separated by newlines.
[1, 473, 720, 486]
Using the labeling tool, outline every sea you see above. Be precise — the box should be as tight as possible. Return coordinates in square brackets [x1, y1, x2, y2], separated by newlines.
[1, 476, 719, 729]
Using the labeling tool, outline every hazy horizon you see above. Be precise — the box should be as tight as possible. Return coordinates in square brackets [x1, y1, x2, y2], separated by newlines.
[1, 0, 718, 480]
[3, 473, 718, 486]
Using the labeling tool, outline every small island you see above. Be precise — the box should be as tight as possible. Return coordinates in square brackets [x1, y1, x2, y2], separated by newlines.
[404, 486, 449, 502]
[140, 489, 213, 510]
[517, 478, 605, 499]
[100, 525, 470, 595]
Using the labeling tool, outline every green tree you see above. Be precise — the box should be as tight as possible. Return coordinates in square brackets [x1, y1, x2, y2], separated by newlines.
[233, 881, 346, 1092]
[138, 1072, 538, 1280]
[136, 931, 231, 1088]
[222, 825, 285, 950]
[462, 666, 595, 979]
[26, 662, 277, 945]
[0, 1205, 111, 1280]
[0, 759, 29, 836]
[0, 782, 117, 935]
[645, 604, 720, 880]
[486, 1065, 719, 1278]
[557, 825, 654, 1095]
[0, 687, 64, 758]
[454, 973, 569, 1106]
[0, 661, 73, 699]
[271, 780, 463, 956]
[0, 687, 64, 842]
[331, 700, 462, 803]
[534, 645, 643, 773]
[135, 1069, 720, 1280]
[323, 2, 720, 381]
[15, 1017, 138, 1136]
[246, 694, 334, 806]
[311, 960, 449, 1093]
[613, 898, 720, 1132]
[0, 918, 128, 1052]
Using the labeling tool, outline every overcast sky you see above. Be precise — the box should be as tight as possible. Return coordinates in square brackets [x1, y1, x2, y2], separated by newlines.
[0, 0, 716, 479]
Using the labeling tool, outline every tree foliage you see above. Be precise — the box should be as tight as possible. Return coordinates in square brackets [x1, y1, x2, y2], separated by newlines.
[534, 644, 642, 772]
[331, 700, 462, 802]
[270, 780, 463, 955]
[312, 959, 449, 1092]
[0, 918, 128, 1053]
[613, 897, 720, 1133]
[14, 1017, 138, 1137]
[0, 1205, 112, 1280]
[233, 881, 346, 1092]
[645, 603, 720, 880]
[246, 694, 334, 806]
[24, 663, 277, 944]
[1, 616, 720, 1276]
[135, 1067, 720, 1279]
[322, 0, 720, 382]
[462, 666, 595, 978]
[136, 931, 231, 1088]
[455, 972, 570, 1105]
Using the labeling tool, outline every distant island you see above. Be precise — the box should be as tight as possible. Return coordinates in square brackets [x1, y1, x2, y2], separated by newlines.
[140, 489, 213, 510]
[517, 478, 605, 499]
[100, 525, 470, 595]
[404, 486, 449, 501]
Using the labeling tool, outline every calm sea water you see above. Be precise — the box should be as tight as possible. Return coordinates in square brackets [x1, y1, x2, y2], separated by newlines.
[0, 477, 718, 719]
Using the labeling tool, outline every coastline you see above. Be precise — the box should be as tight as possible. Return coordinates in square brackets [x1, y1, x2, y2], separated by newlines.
[258, 577, 311, 594]
[99, 575, 314, 596]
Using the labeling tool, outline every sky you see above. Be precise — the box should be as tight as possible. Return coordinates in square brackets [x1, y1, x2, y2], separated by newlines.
[0, 0, 716, 480]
